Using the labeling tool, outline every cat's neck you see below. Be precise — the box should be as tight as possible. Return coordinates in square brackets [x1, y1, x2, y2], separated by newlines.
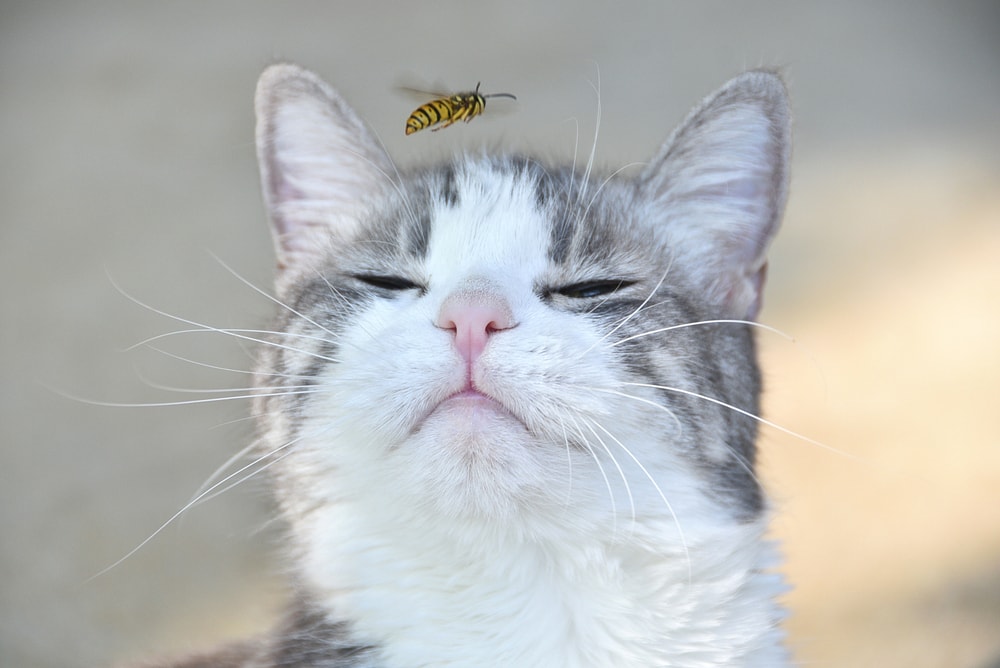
[294, 500, 787, 668]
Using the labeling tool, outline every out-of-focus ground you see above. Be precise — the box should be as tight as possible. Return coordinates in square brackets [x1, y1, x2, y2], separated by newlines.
[2, 3, 997, 667]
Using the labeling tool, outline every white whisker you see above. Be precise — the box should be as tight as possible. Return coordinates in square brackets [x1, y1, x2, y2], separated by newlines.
[556, 415, 575, 506]
[560, 115, 581, 228]
[190, 447, 293, 509]
[106, 272, 340, 364]
[579, 414, 636, 532]
[128, 328, 339, 356]
[85, 435, 302, 582]
[145, 346, 309, 381]
[187, 439, 260, 506]
[611, 319, 795, 347]
[210, 253, 342, 340]
[578, 161, 644, 225]
[624, 381, 858, 461]
[585, 416, 692, 580]
[576, 65, 602, 210]
[565, 413, 618, 531]
[57, 388, 320, 409]
[355, 126, 421, 232]
[132, 375, 316, 395]
[580, 262, 674, 358]
[587, 385, 760, 488]
[587, 387, 683, 433]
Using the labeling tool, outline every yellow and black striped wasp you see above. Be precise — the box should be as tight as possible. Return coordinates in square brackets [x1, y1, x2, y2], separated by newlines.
[404, 83, 517, 135]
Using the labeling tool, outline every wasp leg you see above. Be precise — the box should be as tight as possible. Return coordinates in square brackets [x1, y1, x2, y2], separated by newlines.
[432, 118, 453, 132]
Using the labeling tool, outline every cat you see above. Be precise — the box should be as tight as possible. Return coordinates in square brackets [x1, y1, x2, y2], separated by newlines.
[136, 62, 793, 667]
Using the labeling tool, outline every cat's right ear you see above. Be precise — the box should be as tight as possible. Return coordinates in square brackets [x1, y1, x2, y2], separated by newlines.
[638, 71, 791, 321]
[255, 64, 393, 274]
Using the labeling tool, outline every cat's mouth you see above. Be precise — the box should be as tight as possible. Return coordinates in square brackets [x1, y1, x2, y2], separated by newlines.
[441, 387, 513, 414]
[422, 385, 527, 433]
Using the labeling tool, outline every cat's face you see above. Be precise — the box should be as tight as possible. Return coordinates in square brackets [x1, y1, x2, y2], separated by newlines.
[252, 65, 790, 539]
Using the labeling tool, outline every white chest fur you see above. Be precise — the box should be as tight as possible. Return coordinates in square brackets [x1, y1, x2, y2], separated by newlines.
[295, 498, 787, 668]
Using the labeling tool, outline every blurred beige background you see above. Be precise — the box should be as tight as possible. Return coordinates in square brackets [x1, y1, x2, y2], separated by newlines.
[2, 2, 998, 666]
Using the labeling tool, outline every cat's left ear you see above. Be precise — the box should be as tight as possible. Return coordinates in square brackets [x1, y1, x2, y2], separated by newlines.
[255, 64, 394, 277]
[639, 70, 791, 320]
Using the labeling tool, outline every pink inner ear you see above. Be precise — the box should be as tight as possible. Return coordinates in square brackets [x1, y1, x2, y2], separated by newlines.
[271, 178, 303, 238]
[257, 66, 397, 277]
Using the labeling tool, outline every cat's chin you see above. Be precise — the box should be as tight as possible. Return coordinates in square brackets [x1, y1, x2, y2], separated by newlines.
[392, 390, 554, 519]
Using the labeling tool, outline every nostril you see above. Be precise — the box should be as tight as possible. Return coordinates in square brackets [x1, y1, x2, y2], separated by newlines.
[440, 305, 509, 331]
[437, 290, 515, 365]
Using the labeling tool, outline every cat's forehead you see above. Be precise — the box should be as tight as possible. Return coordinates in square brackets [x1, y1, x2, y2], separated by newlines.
[423, 161, 551, 283]
[383, 157, 652, 282]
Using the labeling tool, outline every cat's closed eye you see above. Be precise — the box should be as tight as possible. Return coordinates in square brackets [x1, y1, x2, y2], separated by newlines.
[352, 273, 424, 293]
[548, 279, 635, 300]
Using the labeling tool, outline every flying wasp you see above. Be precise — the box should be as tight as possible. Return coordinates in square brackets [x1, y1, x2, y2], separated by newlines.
[404, 83, 517, 135]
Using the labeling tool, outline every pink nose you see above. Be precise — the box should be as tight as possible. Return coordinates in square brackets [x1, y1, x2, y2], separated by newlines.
[437, 287, 515, 365]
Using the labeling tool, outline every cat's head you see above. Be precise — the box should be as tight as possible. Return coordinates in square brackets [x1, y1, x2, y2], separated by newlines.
[252, 64, 790, 538]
